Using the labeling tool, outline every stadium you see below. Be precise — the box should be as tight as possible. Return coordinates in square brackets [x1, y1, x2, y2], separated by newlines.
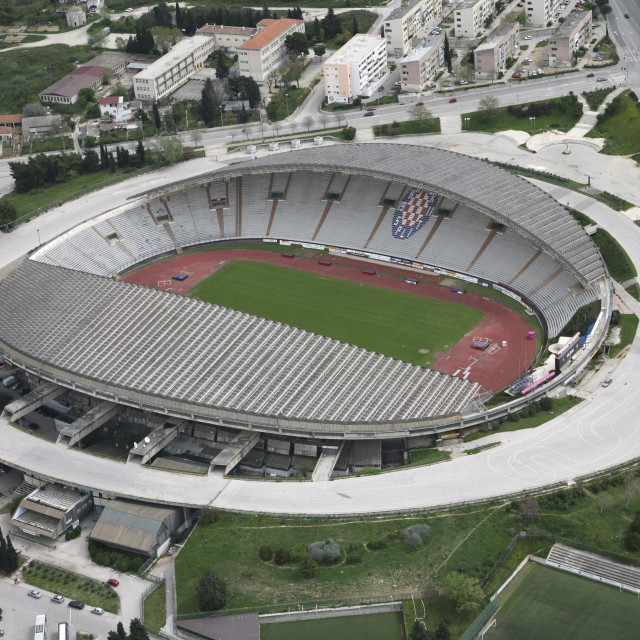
[0, 143, 612, 481]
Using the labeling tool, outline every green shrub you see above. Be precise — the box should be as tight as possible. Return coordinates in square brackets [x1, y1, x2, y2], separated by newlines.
[308, 539, 341, 564]
[345, 554, 362, 564]
[300, 555, 317, 579]
[273, 548, 291, 565]
[540, 397, 554, 412]
[342, 126, 356, 141]
[403, 524, 431, 548]
[367, 538, 388, 551]
[65, 525, 82, 541]
[258, 545, 273, 561]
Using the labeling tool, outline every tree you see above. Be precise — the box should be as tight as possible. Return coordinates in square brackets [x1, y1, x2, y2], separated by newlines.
[540, 396, 554, 412]
[442, 572, 483, 614]
[444, 33, 452, 73]
[288, 59, 306, 88]
[410, 620, 429, 640]
[434, 621, 450, 640]
[312, 17, 322, 41]
[215, 49, 229, 80]
[83, 149, 100, 173]
[478, 95, 500, 122]
[152, 102, 161, 131]
[303, 115, 314, 131]
[196, 567, 228, 612]
[300, 555, 317, 579]
[409, 103, 433, 123]
[228, 76, 261, 109]
[285, 32, 309, 58]
[342, 126, 356, 140]
[152, 26, 183, 55]
[175, 1, 182, 29]
[5, 535, 18, 573]
[0, 198, 17, 225]
[313, 44, 326, 58]
[128, 618, 149, 640]
[159, 137, 184, 164]
[136, 139, 146, 165]
[322, 8, 342, 40]
[0, 528, 7, 574]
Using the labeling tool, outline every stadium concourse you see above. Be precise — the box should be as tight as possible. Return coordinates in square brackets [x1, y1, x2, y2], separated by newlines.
[0, 142, 631, 515]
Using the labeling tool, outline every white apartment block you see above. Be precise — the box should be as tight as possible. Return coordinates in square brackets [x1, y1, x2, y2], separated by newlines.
[323, 34, 388, 103]
[237, 19, 305, 83]
[474, 22, 519, 78]
[384, 0, 443, 56]
[196, 24, 258, 53]
[526, 0, 559, 27]
[549, 10, 592, 67]
[133, 35, 216, 101]
[455, 0, 495, 38]
[400, 34, 445, 91]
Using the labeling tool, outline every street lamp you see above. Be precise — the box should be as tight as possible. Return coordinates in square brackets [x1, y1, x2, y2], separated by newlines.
[529, 116, 535, 131]
[37, 228, 41, 246]
[284, 92, 289, 117]
[464, 117, 470, 130]
[219, 106, 223, 127]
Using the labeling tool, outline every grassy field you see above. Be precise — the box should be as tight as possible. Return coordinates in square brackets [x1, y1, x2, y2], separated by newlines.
[189, 261, 485, 366]
[582, 87, 615, 111]
[492, 563, 640, 640]
[266, 86, 311, 122]
[143, 582, 167, 633]
[321, 10, 378, 49]
[591, 228, 637, 282]
[374, 118, 441, 137]
[586, 90, 640, 155]
[465, 396, 583, 442]
[261, 611, 405, 640]
[22, 561, 119, 613]
[408, 447, 451, 466]
[0, 45, 95, 113]
[463, 97, 582, 134]
[609, 314, 639, 358]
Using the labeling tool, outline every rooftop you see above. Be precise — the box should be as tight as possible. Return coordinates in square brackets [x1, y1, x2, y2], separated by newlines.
[239, 18, 302, 51]
[403, 34, 444, 62]
[386, 0, 428, 22]
[325, 34, 385, 65]
[99, 96, 123, 105]
[0, 126, 13, 134]
[134, 36, 212, 80]
[554, 9, 592, 35]
[39, 65, 107, 99]
[476, 22, 519, 51]
[456, 0, 485, 11]
[26, 484, 87, 511]
[0, 114, 22, 125]
[87, 51, 128, 71]
[197, 24, 257, 37]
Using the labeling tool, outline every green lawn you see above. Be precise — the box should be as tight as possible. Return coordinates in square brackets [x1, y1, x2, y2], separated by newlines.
[189, 261, 485, 366]
[582, 87, 615, 111]
[22, 561, 119, 613]
[28, 136, 72, 153]
[591, 228, 637, 282]
[609, 314, 639, 358]
[0, 35, 47, 49]
[266, 86, 311, 122]
[465, 396, 583, 442]
[143, 582, 167, 633]
[261, 611, 405, 640]
[408, 447, 451, 466]
[492, 563, 640, 640]
[0, 45, 95, 113]
[374, 118, 441, 137]
[320, 11, 379, 49]
[464, 96, 583, 134]
[586, 90, 640, 155]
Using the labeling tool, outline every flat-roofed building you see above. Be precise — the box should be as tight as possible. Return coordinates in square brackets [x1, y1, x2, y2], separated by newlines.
[21, 114, 63, 139]
[11, 484, 92, 539]
[384, 0, 443, 56]
[526, 0, 559, 27]
[400, 34, 445, 91]
[90, 499, 185, 557]
[474, 22, 519, 78]
[548, 10, 592, 67]
[455, 0, 495, 38]
[323, 34, 388, 104]
[39, 66, 107, 105]
[87, 51, 128, 77]
[196, 24, 258, 52]
[237, 18, 304, 82]
[133, 35, 216, 101]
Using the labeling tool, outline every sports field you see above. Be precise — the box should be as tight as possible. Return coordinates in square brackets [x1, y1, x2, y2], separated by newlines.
[489, 563, 640, 640]
[260, 611, 405, 640]
[189, 261, 484, 366]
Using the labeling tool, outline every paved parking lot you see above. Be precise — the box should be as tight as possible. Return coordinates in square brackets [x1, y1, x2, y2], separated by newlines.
[0, 578, 117, 639]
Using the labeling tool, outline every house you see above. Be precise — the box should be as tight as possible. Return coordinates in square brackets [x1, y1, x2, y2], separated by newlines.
[39, 66, 108, 105]
[21, 115, 64, 140]
[99, 96, 133, 122]
[11, 484, 92, 539]
[89, 499, 187, 557]
[0, 114, 22, 129]
[0, 126, 13, 143]
[66, 6, 86, 28]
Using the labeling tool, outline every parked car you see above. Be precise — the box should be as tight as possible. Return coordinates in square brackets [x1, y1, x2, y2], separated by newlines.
[602, 378, 613, 388]
[415, 101, 424, 106]
[24, 422, 39, 431]
[28, 590, 42, 599]
[586, 72, 594, 77]
[429, 83, 437, 90]
[91, 607, 104, 615]
[366, 106, 375, 111]
[448, 97, 457, 103]
[172, 273, 188, 281]
[597, 77, 608, 82]
[51, 594, 64, 603]
[524, 35, 532, 40]
[106, 578, 119, 587]
[460, 80, 468, 85]
[167, 546, 177, 556]
[512, 72, 522, 78]
[125, 7, 133, 11]
[624, 13, 630, 18]
[68, 601, 85, 610]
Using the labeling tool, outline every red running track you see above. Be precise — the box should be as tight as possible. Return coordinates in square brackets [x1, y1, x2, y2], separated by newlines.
[123, 249, 537, 392]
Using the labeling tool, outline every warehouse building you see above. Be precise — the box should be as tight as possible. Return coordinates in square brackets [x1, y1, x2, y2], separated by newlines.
[39, 66, 107, 105]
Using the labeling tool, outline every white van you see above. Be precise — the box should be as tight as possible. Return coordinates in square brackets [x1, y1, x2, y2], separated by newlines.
[2, 375, 17, 388]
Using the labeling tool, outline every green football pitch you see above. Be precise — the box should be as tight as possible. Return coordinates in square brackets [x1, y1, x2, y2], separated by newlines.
[189, 261, 484, 366]
[260, 611, 405, 640]
[488, 563, 640, 640]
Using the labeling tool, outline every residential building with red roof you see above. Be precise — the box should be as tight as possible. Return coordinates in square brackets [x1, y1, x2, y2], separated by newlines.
[237, 18, 304, 82]
[98, 95, 133, 122]
[0, 114, 22, 129]
[39, 66, 108, 105]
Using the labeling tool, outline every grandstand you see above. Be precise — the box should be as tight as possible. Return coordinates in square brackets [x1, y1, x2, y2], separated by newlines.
[0, 144, 609, 440]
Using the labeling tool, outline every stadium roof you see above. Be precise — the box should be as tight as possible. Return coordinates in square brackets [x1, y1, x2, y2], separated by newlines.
[0, 260, 479, 433]
[135, 144, 605, 285]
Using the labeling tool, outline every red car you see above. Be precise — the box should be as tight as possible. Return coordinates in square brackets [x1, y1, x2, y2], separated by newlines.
[366, 106, 376, 111]
[106, 579, 119, 587]
[512, 72, 522, 78]
[448, 98, 457, 103]
[416, 101, 424, 106]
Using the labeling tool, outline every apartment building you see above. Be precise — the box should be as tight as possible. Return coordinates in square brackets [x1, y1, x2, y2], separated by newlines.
[526, 0, 559, 27]
[133, 35, 216, 101]
[548, 10, 592, 67]
[323, 34, 388, 103]
[196, 24, 258, 53]
[455, 0, 495, 38]
[400, 34, 445, 90]
[384, 0, 443, 56]
[237, 18, 305, 83]
[474, 22, 519, 78]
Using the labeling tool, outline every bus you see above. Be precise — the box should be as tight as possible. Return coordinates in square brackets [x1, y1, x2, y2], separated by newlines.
[58, 622, 69, 640]
[34, 615, 47, 640]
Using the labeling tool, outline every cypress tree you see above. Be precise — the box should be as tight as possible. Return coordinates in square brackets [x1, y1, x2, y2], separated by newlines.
[0, 528, 8, 574]
[152, 102, 161, 131]
[175, 1, 182, 29]
[352, 14, 359, 35]
[444, 33, 452, 73]
[6, 535, 18, 573]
